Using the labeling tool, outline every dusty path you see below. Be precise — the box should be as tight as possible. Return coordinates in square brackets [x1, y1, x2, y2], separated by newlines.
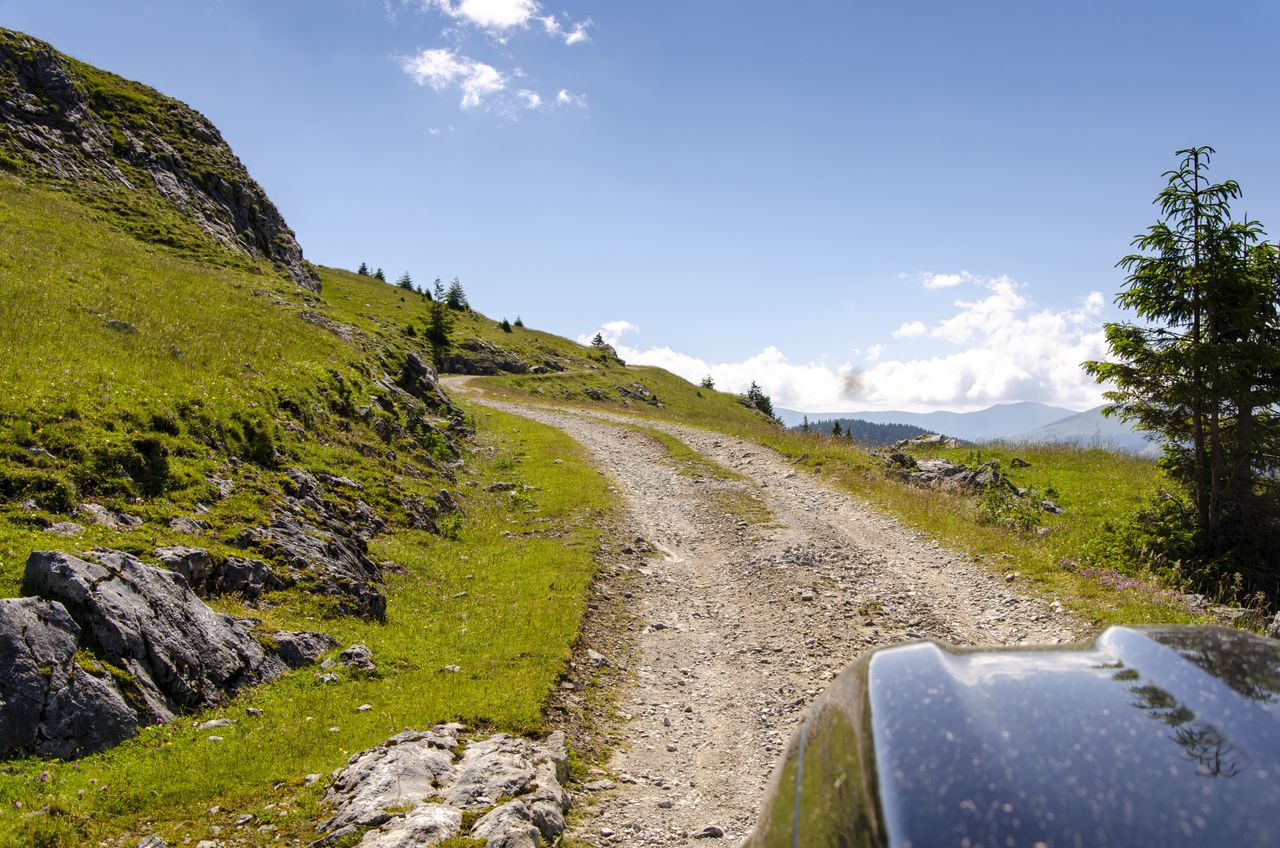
[451, 383, 1089, 846]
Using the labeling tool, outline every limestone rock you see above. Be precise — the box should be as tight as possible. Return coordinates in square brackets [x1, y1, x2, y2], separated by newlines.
[20, 550, 311, 722]
[0, 597, 137, 759]
[356, 804, 460, 848]
[470, 800, 541, 848]
[273, 631, 338, 669]
[75, 503, 142, 530]
[441, 734, 538, 807]
[238, 517, 385, 619]
[321, 727, 462, 832]
[398, 352, 464, 418]
[339, 644, 376, 672]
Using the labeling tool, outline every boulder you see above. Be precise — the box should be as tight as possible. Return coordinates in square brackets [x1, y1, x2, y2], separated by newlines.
[273, 630, 338, 669]
[75, 503, 142, 530]
[470, 800, 540, 848]
[321, 727, 462, 832]
[153, 546, 282, 600]
[357, 804, 461, 848]
[339, 644, 376, 673]
[442, 734, 539, 807]
[0, 597, 138, 759]
[23, 550, 292, 719]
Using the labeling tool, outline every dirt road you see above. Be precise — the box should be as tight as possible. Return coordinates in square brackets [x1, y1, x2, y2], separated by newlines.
[454, 385, 1088, 846]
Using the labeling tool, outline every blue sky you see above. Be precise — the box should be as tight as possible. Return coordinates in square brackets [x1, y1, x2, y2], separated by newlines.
[5, 0, 1279, 411]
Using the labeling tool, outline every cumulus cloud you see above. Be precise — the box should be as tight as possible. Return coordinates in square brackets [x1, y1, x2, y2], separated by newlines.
[517, 89, 542, 108]
[584, 278, 1110, 412]
[425, 0, 538, 30]
[422, 0, 591, 43]
[922, 270, 976, 289]
[401, 48, 506, 109]
[892, 320, 927, 338]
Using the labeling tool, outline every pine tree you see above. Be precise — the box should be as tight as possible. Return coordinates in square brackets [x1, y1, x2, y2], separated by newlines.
[1085, 146, 1280, 592]
[591, 332, 606, 347]
[426, 298, 453, 371]
[801, 415, 810, 434]
[832, 420, 842, 437]
[445, 278, 469, 310]
[396, 272, 414, 290]
[700, 375, 715, 390]
[513, 315, 524, 327]
[374, 268, 386, 282]
[357, 262, 369, 276]
[499, 318, 513, 333]
[745, 382, 775, 419]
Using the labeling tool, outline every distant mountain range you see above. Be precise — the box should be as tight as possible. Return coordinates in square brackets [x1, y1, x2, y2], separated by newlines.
[777, 401, 1158, 455]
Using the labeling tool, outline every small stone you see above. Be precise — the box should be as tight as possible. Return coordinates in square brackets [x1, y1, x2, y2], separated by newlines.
[246, 707, 263, 716]
[329, 726, 341, 733]
[234, 814, 253, 826]
[206, 735, 223, 742]
[136, 837, 168, 848]
[315, 673, 339, 684]
[47, 521, 85, 537]
[357, 703, 373, 712]
[304, 773, 321, 784]
[666, 743, 677, 752]
[658, 800, 673, 809]
[584, 779, 616, 791]
[693, 825, 725, 839]
[197, 718, 234, 731]
[443, 665, 461, 673]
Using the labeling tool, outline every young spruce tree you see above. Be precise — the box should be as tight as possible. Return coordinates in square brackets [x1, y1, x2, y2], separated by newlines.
[1085, 146, 1280, 594]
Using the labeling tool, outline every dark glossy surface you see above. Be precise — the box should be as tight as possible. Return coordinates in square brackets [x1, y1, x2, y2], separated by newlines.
[745, 626, 1280, 848]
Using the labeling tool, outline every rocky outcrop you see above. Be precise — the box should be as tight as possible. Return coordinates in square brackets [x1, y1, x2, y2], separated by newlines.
[0, 596, 137, 759]
[238, 516, 386, 619]
[886, 454, 1017, 494]
[443, 338, 529, 376]
[397, 353, 464, 419]
[0, 28, 319, 290]
[1, 549, 333, 759]
[315, 728, 571, 848]
[154, 546, 283, 600]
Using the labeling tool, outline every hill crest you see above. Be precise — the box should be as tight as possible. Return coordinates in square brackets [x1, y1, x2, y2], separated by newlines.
[0, 28, 317, 290]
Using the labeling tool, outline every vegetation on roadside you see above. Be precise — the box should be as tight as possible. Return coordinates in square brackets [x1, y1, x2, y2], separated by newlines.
[0, 404, 615, 847]
[1086, 146, 1280, 607]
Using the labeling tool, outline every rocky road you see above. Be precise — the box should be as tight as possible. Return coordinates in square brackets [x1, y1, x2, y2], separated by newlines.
[452, 384, 1089, 846]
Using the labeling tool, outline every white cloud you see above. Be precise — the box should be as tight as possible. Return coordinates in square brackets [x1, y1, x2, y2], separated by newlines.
[422, 0, 591, 43]
[427, 0, 538, 30]
[540, 14, 593, 44]
[586, 282, 1110, 412]
[922, 270, 976, 289]
[400, 48, 506, 109]
[892, 320, 927, 338]
[555, 88, 586, 107]
[517, 89, 542, 108]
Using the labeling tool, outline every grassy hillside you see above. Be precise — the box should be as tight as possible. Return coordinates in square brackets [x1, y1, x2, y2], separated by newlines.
[0, 173, 620, 846]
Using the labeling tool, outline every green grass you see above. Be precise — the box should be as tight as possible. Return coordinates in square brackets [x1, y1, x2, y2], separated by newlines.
[484, 364, 775, 431]
[0, 171, 623, 846]
[0, 404, 615, 847]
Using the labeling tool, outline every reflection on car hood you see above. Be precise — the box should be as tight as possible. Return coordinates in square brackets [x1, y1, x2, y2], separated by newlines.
[745, 625, 1280, 848]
